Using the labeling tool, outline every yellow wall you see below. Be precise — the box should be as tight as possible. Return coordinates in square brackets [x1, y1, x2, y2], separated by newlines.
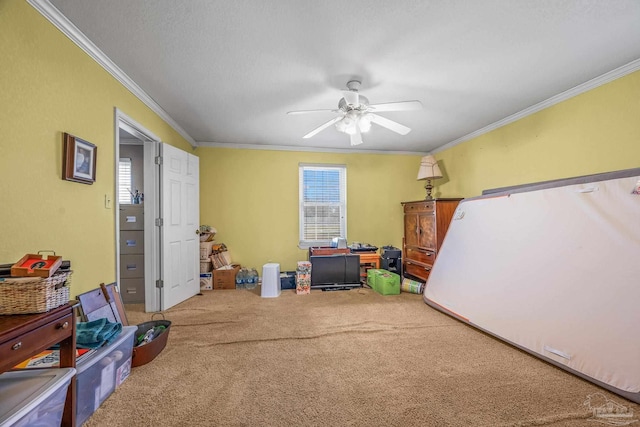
[436, 70, 640, 197]
[3, 0, 638, 294]
[199, 71, 640, 271]
[197, 148, 427, 271]
[0, 0, 192, 296]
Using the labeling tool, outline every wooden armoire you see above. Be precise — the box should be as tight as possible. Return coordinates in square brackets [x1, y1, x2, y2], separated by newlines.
[401, 198, 462, 282]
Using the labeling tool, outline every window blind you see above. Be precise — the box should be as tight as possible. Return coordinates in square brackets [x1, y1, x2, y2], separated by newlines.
[118, 158, 132, 204]
[299, 164, 346, 246]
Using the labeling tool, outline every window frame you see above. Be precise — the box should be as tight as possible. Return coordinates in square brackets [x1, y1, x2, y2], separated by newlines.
[298, 163, 347, 249]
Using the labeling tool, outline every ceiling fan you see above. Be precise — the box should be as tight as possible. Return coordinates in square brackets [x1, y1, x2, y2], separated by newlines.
[287, 80, 422, 146]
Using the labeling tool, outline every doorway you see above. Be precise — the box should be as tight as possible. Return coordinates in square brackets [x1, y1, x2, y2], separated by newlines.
[115, 108, 200, 312]
[118, 132, 145, 304]
[115, 109, 161, 312]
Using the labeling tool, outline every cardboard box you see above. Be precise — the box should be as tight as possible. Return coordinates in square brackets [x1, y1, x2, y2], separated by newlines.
[295, 272, 311, 295]
[200, 273, 213, 291]
[212, 264, 240, 289]
[295, 261, 311, 295]
[200, 260, 212, 273]
[200, 241, 214, 260]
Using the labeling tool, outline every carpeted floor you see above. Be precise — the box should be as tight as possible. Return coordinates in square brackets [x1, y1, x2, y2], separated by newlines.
[84, 287, 639, 426]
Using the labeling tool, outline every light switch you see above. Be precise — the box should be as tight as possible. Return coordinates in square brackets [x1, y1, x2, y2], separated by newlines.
[105, 194, 112, 209]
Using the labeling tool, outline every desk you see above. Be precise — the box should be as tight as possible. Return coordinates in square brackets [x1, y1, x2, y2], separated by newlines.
[0, 303, 77, 427]
[357, 252, 380, 282]
[308, 247, 350, 258]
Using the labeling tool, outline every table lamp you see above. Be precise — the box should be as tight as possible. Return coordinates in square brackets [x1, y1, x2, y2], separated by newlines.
[417, 155, 442, 200]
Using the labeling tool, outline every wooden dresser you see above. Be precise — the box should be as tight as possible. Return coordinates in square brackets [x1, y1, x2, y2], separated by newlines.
[0, 302, 78, 426]
[401, 198, 462, 282]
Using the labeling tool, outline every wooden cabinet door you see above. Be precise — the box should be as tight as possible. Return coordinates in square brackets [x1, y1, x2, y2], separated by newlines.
[418, 213, 436, 250]
[404, 213, 419, 247]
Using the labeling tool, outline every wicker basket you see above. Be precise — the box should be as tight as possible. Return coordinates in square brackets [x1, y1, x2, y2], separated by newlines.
[0, 271, 72, 315]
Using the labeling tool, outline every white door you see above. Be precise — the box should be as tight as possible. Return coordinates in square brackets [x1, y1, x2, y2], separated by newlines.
[160, 143, 200, 310]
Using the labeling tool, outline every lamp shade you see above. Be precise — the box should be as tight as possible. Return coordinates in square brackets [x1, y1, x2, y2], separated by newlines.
[417, 155, 443, 180]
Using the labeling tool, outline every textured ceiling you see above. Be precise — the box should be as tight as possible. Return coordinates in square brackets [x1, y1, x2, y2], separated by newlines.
[47, 0, 640, 153]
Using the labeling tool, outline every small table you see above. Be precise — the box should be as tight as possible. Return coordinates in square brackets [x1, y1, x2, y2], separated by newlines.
[356, 252, 380, 282]
[0, 302, 78, 427]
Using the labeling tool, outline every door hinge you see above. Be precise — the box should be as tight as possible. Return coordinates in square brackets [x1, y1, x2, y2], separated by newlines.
[156, 279, 164, 289]
[155, 218, 163, 227]
[155, 156, 163, 165]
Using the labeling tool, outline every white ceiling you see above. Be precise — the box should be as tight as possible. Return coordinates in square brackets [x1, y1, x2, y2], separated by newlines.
[45, 0, 640, 154]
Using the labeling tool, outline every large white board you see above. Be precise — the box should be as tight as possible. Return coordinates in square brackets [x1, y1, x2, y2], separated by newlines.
[424, 168, 640, 403]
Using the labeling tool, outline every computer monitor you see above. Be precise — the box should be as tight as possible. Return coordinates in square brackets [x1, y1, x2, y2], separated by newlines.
[309, 254, 361, 289]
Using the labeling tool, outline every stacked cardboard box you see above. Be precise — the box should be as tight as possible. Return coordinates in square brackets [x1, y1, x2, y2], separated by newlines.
[200, 241, 214, 260]
[200, 241, 214, 274]
[210, 243, 232, 269]
[200, 273, 213, 291]
[296, 261, 311, 295]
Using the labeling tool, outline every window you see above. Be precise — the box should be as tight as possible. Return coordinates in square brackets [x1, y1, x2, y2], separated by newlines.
[299, 164, 347, 247]
[118, 158, 132, 204]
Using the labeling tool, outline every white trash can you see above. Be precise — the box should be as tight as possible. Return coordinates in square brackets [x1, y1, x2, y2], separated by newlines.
[261, 263, 281, 298]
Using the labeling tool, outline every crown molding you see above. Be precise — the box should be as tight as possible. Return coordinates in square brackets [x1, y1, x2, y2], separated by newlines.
[197, 141, 428, 156]
[28, 0, 197, 148]
[433, 57, 640, 154]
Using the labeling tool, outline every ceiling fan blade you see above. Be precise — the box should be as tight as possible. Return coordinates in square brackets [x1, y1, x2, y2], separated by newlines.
[287, 108, 339, 115]
[368, 100, 422, 112]
[350, 127, 363, 146]
[342, 90, 359, 106]
[369, 114, 411, 135]
[303, 116, 344, 139]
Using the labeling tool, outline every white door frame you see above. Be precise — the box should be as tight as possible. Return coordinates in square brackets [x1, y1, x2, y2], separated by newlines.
[114, 108, 161, 312]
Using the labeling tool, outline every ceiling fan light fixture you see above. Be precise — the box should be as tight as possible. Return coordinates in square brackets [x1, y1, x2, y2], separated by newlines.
[335, 112, 374, 135]
[358, 113, 373, 133]
[290, 79, 421, 144]
[335, 118, 349, 133]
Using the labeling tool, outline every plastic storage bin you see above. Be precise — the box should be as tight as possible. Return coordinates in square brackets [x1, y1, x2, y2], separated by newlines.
[0, 367, 75, 427]
[367, 269, 385, 292]
[376, 271, 400, 295]
[75, 325, 136, 427]
[368, 269, 400, 295]
[280, 271, 296, 290]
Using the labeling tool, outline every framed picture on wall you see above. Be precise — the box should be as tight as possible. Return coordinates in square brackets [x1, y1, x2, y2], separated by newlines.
[63, 132, 97, 184]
